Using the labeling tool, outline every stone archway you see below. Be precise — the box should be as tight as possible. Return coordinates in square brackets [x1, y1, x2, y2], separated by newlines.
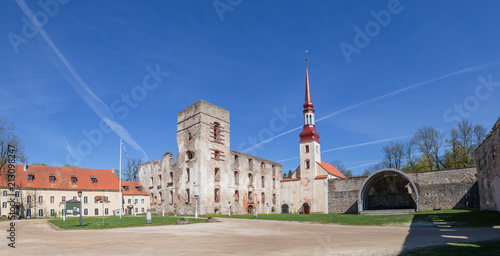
[358, 169, 419, 213]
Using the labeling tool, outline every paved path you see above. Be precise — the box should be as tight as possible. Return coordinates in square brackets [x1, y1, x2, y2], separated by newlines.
[1, 218, 499, 256]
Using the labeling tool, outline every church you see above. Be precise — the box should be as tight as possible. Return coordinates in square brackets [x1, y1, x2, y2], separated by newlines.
[280, 66, 346, 214]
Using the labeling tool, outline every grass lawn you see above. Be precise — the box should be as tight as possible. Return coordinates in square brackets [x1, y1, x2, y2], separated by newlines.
[48, 215, 207, 229]
[400, 239, 500, 255]
[214, 209, 500, 227]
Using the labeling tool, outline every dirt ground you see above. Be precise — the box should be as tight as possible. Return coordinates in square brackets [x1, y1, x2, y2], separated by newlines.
[1, 218, 500, 256]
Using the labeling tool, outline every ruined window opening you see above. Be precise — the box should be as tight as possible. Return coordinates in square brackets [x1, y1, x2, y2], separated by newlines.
[248, 191, 253, 200]
[213, 122, 222, 143]
[234, 171, 239, 185]
[186, 168, 190, 182]
[234, 155, 239, 166]
[272, 194, 276, 205]
[261, 193, 265, 205]
[234, 190, 239, 202]
[169, 191, 173, 205]
[158, 175, 162, 187]
[159, 191, 163, 203]
[248, 173, 253, 185]
[169, 172, 174, 183]
[185, 189, 190, 203]
[215, 168, 220, 182]
[261, 176, 265, 188]
[154, 196, 158, 204]
[214, 150, 221, 161]
[150, 177, 154, 186]
[188, 132, 193, 142]
[273, 178, 276, 189]
[214, 188, 220, 203]
[248, 158, 253, 167]
[305, 160, 310, 169]
[272, 165, 276, 177]
[186, 151, 194, 161]
[260, 162, 265, 170]
[305, 145, 309, 153]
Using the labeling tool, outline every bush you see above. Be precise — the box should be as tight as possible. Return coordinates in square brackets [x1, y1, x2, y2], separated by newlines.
[208, 216, 212, 220]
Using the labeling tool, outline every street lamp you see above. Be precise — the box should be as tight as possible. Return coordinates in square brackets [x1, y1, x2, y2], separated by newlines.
[78, 191, 82, 227]
[194, 195, 199, 219]
[228, 201, 231, 216]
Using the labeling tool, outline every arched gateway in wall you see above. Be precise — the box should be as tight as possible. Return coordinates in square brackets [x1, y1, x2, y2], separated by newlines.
[358, 169, 419, 213]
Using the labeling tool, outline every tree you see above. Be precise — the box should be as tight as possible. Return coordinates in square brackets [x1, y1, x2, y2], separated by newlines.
[403, 140, 418, 172]
[62, 164, 77, 167]
[457, 119, 474, 163]
[331, 160, 352, 178]
[412, 126, 444, 170]
[0, 115, 27, 169]
[473, 124, 487, 149]
[442, 127, 469, 169]
[363, 162, 384, 176]
[123, 158, 142, 181]
[31, 162, 47, 166]
[381, 141, 405, 170]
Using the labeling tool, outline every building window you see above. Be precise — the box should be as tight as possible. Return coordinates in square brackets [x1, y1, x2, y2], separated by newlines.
[154, 196, 157, 204]
[135, 208, 138, 213]
[186, 168, 190, 182]
[305, 160, 310, 169]
[273, 194, 276, 205]
[248, 191, 253, 200]
[95, 208, 99, 215]
[84, 208, 88, 216]
[261, 193, 265, 205]
[27, 195, 32, 204]
[141, 208, 144, 213]
[141, 199, 145, 204]
[14, 191, 20, 198]
[49, 175, 55, 182]
[91, 177, 97, 184]
[214, 168, 220, 182]
[158, 175, 162, 187]
[213, 150, 222, 161]
[214, 188, 220, 203]
[305, 145, 309, 153]
[234, 190, 239, 202]
[71, 176, 77, 183]
[73, 196, 77, 200]
[2, 202, 7, 208]
[316, 145, 319, 153]
[128, 199, 132, 204]
[62, 196, 66, 202]
[26, 209, 31, 218]
[123, 186, 129, 191]
[159, 192, 163, 203]
[260, 162, 265, 170]
[136, 186, 142, 192]
[50, 196, 55, 204]
[151, 177, 154, 186]
[134, 199, 138, 204]
[169, 172, 174, 183]
[234, 155, 239, 166]
[261, 176, 265, 188]
[186, 151, 194, 160]
[38, 209, 44, 218]
[248, 158, 253, 167]
[185, 189, 190, 203]
[84, 196, 88, 204]
[212, 122, 222, 143]
[248, 173, 253, 185]
[50, 209, 55, 217]
[2, 190, 7, 197]
[105, 208, 109, 215]
[169, 191, 173, 205]
[234, 171, 239, 185]
[94, 196, 99, 203]
[28, 174, 34, 181]
[273, 178, 276, 189]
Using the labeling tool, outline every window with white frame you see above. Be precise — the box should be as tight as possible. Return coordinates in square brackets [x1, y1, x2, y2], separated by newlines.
[50, 196, 55, 204]
[105, 208, 109, 215]
[38, 209, 44, 217]
[50, 209, 55, 217]
[14, 191, 20, 198]
[2, 202, 7, 208]
[2, 190, 7, 197]
[38, 196, 44, 204]
[84, 196, 88, 204]
[84, 208, 88, 216]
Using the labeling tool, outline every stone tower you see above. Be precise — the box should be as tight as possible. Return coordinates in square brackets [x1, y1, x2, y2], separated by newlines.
[298, 66, 321, 213]
[176, 100, 231, 214]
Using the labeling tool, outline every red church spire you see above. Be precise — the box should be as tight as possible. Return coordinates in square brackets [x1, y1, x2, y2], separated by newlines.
[299, 57, 320, 144]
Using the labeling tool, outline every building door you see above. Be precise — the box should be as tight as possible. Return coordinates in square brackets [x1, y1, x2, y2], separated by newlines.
[26, 209, 31, 218]
[247, 205, 254, 214]
[302, 203, 310, 214]
[281, 204, 289, 214]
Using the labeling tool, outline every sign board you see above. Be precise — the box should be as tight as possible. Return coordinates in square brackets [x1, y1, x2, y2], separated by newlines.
[65, 200, 81, 216]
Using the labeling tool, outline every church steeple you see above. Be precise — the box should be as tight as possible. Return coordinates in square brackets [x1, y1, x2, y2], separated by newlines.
[299, 63, 320, 143]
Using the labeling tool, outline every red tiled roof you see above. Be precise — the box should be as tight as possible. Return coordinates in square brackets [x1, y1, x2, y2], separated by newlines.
[1, 165, 120, 191]
[121, 181, 148, 195]
[315, 175, 328, 179]
[317, 161, 346, 178]
[280, 178, 300, 182]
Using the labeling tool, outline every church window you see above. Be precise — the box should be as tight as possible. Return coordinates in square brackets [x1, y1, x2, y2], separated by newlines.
[305, 160, 310, 169]
[305, 145, 309, 153]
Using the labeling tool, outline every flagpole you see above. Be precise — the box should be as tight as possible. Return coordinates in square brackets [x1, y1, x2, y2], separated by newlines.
[119, 138, 122, 219]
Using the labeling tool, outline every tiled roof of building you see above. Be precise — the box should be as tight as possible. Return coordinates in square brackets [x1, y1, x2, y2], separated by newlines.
[315, 175, 328, 179]
[317, 161, 346, 178]
[1, 165, 120, 191]
[121, 181, 148, 195]
[280, 178, 300, 182]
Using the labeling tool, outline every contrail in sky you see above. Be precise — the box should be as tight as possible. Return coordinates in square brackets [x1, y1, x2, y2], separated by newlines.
[16, 0, 148, 159]
[243, 62, 500, 153]
[276, 135, 411, 163]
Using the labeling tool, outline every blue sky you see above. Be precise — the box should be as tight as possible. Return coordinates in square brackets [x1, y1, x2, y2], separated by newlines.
[1, 0, 500, 176]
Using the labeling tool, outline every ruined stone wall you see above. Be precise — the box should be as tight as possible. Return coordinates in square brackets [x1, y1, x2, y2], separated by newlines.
[328, 168, 479, 214]
[476, 116, 500, 212]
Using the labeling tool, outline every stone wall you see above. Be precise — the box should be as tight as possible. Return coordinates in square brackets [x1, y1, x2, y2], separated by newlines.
[476, 116, 500, 211]
[328, 168, 479, 213]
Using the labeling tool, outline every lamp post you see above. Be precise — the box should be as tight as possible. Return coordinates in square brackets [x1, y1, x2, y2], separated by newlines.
[78, 190, 82, 227]
[228, 201, 231, 216]
[194, 195, 199, 219]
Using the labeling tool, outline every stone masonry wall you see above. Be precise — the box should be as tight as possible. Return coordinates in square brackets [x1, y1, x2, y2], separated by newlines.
[476, 116, 500, 211]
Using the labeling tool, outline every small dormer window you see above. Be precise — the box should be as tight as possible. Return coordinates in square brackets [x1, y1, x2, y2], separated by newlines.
[91, 177, 97, 184]
[123, 186, 129, 191]
[28, 174, 34, 181]
[49, 175, 55, 182]
[136, 186, 142, 192]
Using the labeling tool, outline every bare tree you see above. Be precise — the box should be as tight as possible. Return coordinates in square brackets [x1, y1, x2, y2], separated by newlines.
[0, 115, 27, 169]
[331, 160, 352, 178]
[123, 158, 143, 181]
[382, 141, 405, 170]
[404, 140, 418, 172]
[473, 124, 487, 147]
[457, 119, 474, 157]
[412, 126, 444, 170]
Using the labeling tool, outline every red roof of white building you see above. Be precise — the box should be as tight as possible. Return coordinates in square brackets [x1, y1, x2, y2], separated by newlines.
[121, 181, 148, 196]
